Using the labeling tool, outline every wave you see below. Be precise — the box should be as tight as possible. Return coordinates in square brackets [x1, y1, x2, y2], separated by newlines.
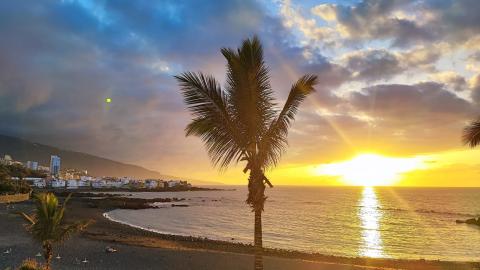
[414, 209, 476, 217]
[374, 207, 477, 217]
[103, 212, 192, 237]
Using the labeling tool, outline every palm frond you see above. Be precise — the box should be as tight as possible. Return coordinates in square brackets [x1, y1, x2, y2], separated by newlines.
[20, 192, 90, 245]
[175, 72, 245, 168]
[463, 118, 480, 147]
[258, 75, 318, 168]
[57, 219, 92, 242]
[222, 36, 276, 154]
[53, 193, 71, 226]
[19, 212, 36, 225]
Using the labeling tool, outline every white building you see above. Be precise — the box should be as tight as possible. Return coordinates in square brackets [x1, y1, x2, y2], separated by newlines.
[51, 179, 66, 188]
[20, 177, 46, 188]
[50, 155, 61, 176]
[37, 165, 50, 172]
[166, 180, 182, 188]
[66, 179, 78, 189]
[32, 179, 46, 188]
[92, 180, 107, 188]
[26, 161, 38, 170]
[120, 177, 131, 186]
[106, 180, 123, 188]
[1, 154, 14, 165]
[145, 179, 159, 189]
[80, 176, 94, 181]
[77, 179, 90, 188]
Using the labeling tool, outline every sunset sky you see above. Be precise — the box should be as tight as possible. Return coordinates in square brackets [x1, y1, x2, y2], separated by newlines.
[1, 0, 480, 186]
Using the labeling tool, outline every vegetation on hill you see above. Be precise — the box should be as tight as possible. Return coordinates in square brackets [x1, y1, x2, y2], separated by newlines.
[0, 164, 32, 195]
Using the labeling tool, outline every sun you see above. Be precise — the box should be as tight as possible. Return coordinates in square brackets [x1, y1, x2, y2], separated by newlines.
[314, 153, 425, 186]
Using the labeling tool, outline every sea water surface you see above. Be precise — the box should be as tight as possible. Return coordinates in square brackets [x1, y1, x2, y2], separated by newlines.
[104, 186, 480, 261]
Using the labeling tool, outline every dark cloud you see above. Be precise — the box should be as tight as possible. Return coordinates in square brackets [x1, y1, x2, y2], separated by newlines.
[424, 0, 480, 41]
[345, 82, 477, 152]
[0, 0, 279, 171]
[332, 0, 435, 47]
[340, 46, 441, 82]
[313, 0, 480, 48]
[350, 82, 474, 122]
[343, 49, 403, 81]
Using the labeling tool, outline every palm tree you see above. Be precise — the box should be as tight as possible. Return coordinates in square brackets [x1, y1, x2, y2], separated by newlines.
[20, 193, 91, 270]
[175, 36, 317, 270]
[463, 118, 480, 147]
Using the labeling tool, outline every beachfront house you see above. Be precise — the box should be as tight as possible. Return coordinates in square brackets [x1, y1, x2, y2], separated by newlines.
[92, 180, 107, 188]
[129, 180, 144, 189]
[120, 177, 131, 186]
[77, 179, 91, 188]
[144, 179, 159, 189]
[101, 179, 120, 188]
[50, 179, 66, 188]
[66, 179, 78, 189]
[80, 176, 94, 181]
[24, 177, 46, 188]
[166, 180, 181, 188]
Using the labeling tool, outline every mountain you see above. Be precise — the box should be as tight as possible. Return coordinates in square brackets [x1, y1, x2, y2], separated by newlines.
[0, 134, 221, 185]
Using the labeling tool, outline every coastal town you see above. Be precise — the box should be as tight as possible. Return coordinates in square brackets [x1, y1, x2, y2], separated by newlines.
[0, 154, 192, 190]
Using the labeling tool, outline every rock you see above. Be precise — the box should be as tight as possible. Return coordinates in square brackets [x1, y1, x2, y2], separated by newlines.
[85, 197, 187, 210]
[105, 246, 118, 253]
[456, 217, 480, 226]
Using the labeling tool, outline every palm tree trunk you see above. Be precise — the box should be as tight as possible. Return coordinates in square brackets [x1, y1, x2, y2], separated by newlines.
[254, 207, 263, 270]
[247, 167, 266, 270]
[43, 242, 53, 270]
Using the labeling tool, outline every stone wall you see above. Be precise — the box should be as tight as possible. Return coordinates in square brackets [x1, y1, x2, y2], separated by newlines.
[0, 192, 30, 203]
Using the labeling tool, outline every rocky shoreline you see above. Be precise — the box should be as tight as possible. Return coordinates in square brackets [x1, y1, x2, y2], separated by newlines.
[456, 217, 480, 226]
[54, 191, 188, 210]
[38, 186, 231, 194]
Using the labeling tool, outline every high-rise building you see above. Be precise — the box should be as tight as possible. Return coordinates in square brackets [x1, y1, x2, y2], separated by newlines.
[26, 161, 38, 170]
[50, 155, 61, 176]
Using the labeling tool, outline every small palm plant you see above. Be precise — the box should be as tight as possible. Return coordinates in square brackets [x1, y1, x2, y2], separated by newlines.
[176, 36, 317, 270]
[20, 193, 91, 270]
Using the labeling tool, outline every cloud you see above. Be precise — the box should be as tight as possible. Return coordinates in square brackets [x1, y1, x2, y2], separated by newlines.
[341, 49, 403, 81]
[312, 0, 435, 47]
[429, 71, 467, 92]
[1, 0, 480, 183]
[0, 0, 280, 172]
[338, 45, 442, 82]
[350, 82, 474, 122]
[279, 0, 337, 47]
[466, 52, 480, 73]
[311, 4, 337, 22]
[469, 74, 480, 104]
[308, 0, 480, 49]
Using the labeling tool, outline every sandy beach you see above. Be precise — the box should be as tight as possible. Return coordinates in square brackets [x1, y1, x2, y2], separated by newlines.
[1, 199, 478, 270]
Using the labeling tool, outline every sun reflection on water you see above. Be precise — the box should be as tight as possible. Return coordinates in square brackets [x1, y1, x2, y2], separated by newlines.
[359, 186, 385, 258]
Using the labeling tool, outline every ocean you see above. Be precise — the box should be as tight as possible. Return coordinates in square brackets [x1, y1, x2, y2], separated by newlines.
[104, 186, 480, 261]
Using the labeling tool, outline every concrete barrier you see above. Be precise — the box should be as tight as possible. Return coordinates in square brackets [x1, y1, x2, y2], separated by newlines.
[0, 192, 30, 203]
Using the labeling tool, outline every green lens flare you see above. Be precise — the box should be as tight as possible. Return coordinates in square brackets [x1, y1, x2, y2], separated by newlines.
[105, 98, 112, 103]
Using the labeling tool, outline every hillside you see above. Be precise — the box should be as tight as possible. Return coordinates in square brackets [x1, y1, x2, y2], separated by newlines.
[0, 134, 181, 180]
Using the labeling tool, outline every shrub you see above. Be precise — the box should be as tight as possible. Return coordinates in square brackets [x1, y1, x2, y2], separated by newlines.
[17, 258, 43, 270]
[0, 178, 31, 195]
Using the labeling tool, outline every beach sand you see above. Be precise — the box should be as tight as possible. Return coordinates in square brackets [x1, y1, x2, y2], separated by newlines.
[1, 199, 478, 270]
